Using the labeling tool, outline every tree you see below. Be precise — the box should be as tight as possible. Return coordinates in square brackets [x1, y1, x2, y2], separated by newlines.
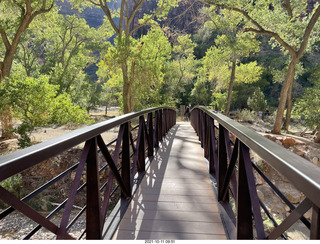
[0, 0, 54, 138]
[99, 27, 172, 111]
[200, 8, 262, 115]
[0, 74, 93, 148]
[202, 0, 320, 134]
[0, 0, 54, 81]
[201, 34, 262, 115]
[247, 87, 268, 119]
[293, 66, 320, 142]
[70, 0, 181, 113]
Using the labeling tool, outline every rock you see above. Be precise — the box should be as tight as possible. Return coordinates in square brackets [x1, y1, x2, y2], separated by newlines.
[257, 189, 264, 202]
[278, 183, 303, 204]
[282, 138, 296, 148]
[276, 140, 282, 145]
[293, 148, 305, 157]
[264, 135, 277, 142]
[312, 157, 319, 166]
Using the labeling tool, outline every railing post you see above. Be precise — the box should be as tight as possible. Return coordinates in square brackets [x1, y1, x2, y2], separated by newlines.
[86, 137, 102, 239]
[137, 116, 146, 172]
[154, 111, 159, 148]
[236, 142, 253, 239]
[159, 109, 163, 141]
[204, 113, 209, 159]
[199, 110, 203, 147]
[218, 125, 228, 202]
[147, 112, 154, 157]
[209, 117, 218, 176]
[121, 122, 131, 198]
[310, 205, 320, 239]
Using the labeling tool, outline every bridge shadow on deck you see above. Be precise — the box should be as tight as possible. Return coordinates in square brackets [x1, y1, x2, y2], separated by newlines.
[108, 122, 226, 240]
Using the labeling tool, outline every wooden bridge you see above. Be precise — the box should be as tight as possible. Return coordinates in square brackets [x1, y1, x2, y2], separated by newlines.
[0, 107, 319, 240]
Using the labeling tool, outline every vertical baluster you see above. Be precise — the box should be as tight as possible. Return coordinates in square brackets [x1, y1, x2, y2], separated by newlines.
[154, 111, 159, 148]
[209, 117, 218, 177]
[204, 114, 209, 159]
[158, 109, 163, 141]
[137, 116, 145, 172]
[86, 137, 102, 239]
[236, 141, 253, 239]
[310, 205, 320, 239]
[121, 122, 131, 198]
[147, 112, 154, 157]
[218, 125, 228, 202]
[199, 110, 203, 147]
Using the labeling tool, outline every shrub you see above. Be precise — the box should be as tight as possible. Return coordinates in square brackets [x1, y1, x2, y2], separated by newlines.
[237, 109, 257, 122]
[0, 74, 94, 148]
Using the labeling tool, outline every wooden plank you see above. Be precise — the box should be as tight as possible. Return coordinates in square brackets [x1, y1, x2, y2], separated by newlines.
[115, 230, 227, 240]
[118, 219, 225, 235]
[121, 209, 222, 222]
[112, 122, 226, 240]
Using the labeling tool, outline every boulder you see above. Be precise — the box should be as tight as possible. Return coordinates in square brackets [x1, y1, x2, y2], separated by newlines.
[282, 138, 296, 148]
[293, 148, 305, 157]
[312, 157, 320, 166]
[264, 135, 277, 142]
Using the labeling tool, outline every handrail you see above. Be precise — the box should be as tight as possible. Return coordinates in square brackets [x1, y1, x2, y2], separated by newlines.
[190, 106, 320, 240]
[0, 107, 172, 182]
[0, 107, 176, 240]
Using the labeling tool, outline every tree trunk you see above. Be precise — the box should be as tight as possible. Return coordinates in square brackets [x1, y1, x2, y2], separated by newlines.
[226, 60, 236, 117]
[0, 106, 15, 139]
[284, 82, 293, 131]
[271, 57, 297, 134]
[121, 62, 133, 114]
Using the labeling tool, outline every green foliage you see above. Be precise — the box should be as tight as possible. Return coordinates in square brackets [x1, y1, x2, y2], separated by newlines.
[293, 85, 320, 129]
[237, 109, 257, 122]
[0, 174, 23, 207]
[0, 74, 93, 148]
[247, 87, 268, 113]
[212, 92, 227, 112]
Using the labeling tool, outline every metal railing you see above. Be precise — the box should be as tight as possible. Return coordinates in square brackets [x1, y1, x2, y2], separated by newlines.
[190, 106, 320, 240]
[0, 107, 176, 240]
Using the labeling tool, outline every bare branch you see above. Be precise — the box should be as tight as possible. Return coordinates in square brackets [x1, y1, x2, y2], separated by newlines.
[0, 29, 11, 51]
[243, 27, 296, 54]
[127, 0, 144, 27]
[283, 0, 293, 19]
[119, 0, 125, 33]
[88, 0, 100, 6]
[129, 0, 164, 36]
[297, 4, 320, 58]
[201, 0, 297, 55]
[99, 0, 120, 34]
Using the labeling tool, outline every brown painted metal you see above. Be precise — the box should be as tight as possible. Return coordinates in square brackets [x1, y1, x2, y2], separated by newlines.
[57, 140, 91, 239]
[0, 107, 176, 240]
[121, 122, 131, 199]
[147, 112, 154, 157]
[311, 205, 320, 239]
[86, 137, 102, 239]
[97, 135, 130, 198]
[236, 142, 253, 239]
[220, 139, 238, 202]
[241, 142, 265, 239]
[268, 198, 312, 239]
[0, 186, 75, 238]
[190, 106, 320, 240]
[218, 126, 228, 202]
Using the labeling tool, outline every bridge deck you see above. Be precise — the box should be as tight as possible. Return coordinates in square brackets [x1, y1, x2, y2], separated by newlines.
[112, 122, 227, 240]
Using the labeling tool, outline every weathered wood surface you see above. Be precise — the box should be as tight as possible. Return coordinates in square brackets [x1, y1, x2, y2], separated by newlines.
[113, 122, 226, 240]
